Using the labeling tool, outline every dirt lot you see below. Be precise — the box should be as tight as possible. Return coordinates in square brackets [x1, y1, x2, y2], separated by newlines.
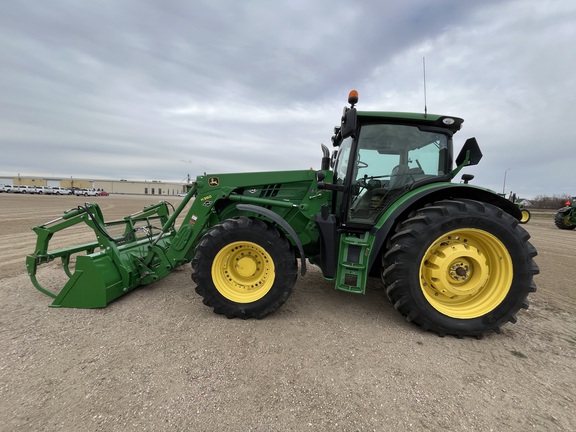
[1, 193, 575, 431]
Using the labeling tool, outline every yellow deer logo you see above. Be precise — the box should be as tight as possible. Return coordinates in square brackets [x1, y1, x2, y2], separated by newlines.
[208, 177, 219, 187]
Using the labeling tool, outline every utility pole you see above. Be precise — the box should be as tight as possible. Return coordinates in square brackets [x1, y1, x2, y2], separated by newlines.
[503, 168, 511, 195]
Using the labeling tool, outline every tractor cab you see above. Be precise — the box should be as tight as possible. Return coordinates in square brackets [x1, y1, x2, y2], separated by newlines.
[328, 91, 467, 227]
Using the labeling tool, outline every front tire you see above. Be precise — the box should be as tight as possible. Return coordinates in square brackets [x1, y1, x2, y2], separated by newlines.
[519, 209, 531, 224]
[383, 199, 538, 337]
[192, 217, 297, 319]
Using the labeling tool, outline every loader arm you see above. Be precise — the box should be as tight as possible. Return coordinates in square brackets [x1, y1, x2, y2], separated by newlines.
[27, 169, 332, 308]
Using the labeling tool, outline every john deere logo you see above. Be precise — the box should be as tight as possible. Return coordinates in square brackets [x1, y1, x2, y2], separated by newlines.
[208, 177, 219, 187]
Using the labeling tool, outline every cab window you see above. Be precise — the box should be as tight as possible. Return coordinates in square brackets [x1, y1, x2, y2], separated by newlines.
[348, 123, 448, 224]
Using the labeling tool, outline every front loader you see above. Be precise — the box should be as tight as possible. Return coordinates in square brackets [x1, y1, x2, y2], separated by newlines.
[27, 91, 538, 337]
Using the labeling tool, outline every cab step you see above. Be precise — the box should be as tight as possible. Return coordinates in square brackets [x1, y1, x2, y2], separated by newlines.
[335, 233, 371, 294]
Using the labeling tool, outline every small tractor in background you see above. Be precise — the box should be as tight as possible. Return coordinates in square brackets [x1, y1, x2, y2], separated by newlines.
[27, 91, 539, 338]
[517, 203, 531, 224]
[506, 192, 531, 224]
[554, 197, 576, 230]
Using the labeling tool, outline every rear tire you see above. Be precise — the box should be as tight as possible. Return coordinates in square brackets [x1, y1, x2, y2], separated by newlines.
[192, 217, 297, 319]
[382, 199, 538, 338]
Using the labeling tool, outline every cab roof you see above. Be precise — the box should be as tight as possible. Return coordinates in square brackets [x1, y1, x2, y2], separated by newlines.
[357, 111, 464, 134]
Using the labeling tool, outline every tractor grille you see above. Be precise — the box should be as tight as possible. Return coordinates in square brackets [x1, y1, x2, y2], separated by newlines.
[259, 183, 282, 198]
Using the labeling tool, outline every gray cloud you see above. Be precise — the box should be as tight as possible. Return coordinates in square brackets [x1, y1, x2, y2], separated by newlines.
[1, 0, 574, 198]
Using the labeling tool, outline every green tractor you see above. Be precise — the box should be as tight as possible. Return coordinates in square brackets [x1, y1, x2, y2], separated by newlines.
[554, 197, 576, 230]
[514, 201, 531, 224]
[517, 204, 531, 224]
[505, 192, 530, 224]
[27, 91, 538, 338]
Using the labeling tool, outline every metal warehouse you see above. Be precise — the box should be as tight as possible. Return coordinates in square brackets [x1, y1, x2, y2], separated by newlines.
[0, 175, 189, 196]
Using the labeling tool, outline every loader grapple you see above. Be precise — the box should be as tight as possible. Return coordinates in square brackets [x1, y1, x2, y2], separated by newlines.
[26, 201, 178, 308]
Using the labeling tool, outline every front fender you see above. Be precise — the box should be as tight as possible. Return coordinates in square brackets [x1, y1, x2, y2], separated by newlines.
[235, 204, 307, 276]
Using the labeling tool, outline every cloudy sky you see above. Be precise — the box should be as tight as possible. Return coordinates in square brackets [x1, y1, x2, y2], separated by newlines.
[1, 0, 575, 198]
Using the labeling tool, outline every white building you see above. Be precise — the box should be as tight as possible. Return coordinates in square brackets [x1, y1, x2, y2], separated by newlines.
[0, 175, 191, 196]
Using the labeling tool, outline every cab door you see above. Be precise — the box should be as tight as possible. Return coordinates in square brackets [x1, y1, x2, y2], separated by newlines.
[335, 122, 450, 227]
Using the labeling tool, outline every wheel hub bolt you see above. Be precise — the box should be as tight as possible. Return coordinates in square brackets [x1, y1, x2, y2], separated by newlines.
[450, 262, 470, 281]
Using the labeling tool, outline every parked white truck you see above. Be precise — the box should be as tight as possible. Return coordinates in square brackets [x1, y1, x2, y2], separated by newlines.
[74, 188, 98, 196]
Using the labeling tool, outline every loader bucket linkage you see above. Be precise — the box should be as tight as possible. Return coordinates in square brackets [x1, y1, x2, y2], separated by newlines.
[26, 200, 182, 308]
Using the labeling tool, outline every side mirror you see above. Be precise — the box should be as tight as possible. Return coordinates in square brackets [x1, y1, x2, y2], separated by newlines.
[455, 137, 483, 167]
[340, 107, 357, 139]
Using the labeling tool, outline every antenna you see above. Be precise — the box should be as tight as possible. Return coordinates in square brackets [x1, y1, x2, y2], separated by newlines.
[422, 57, 428, 116]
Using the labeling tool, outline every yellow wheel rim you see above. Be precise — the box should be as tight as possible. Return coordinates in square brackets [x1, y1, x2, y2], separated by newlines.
[212, 241, 275, 303]
[420, 229, 513, 319]
[520, 210, 530, 223]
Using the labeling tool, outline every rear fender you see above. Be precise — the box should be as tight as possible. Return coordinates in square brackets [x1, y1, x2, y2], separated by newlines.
[368, 184, 522, 273]
[558, 205, 575, 214]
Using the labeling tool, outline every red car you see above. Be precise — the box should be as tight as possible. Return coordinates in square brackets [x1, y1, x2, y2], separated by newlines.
[97, 191, 110, 196]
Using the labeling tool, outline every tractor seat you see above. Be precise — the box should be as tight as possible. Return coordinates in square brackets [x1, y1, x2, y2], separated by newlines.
[389, 166, 425, 189]
[366, 179, 389, 189]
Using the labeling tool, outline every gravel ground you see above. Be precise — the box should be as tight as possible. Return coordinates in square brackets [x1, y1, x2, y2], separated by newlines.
[1, 193, 575, 431]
